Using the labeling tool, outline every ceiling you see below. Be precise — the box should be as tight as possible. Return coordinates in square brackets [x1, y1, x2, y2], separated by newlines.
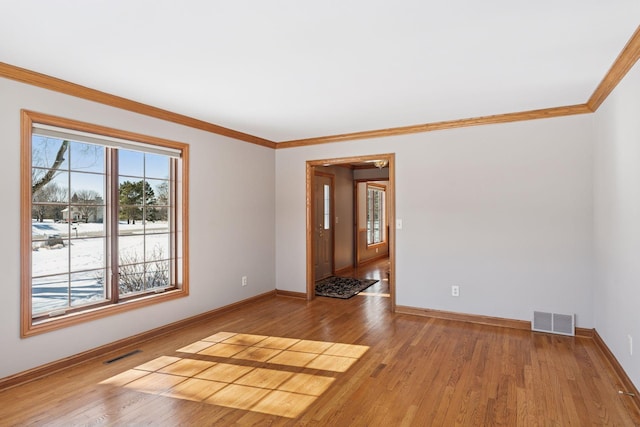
[1, 1, 639, 143]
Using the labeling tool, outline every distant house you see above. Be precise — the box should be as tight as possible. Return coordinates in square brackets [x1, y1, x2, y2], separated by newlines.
[61, 195, 104, 223]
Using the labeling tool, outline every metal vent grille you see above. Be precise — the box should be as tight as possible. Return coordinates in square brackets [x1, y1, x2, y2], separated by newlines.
[104, 349, 142, 364]
[532, 311, 575, 336]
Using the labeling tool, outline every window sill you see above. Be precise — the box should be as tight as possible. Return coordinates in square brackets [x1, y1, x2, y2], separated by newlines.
[366, 242, 387, 250]
[23, 287, 188, 338]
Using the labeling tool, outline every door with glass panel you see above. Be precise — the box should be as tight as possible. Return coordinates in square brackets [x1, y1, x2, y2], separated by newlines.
[314, 172, 334, 281]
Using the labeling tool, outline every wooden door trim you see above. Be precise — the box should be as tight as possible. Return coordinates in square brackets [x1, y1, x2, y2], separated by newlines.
[306, 154, 396, 311]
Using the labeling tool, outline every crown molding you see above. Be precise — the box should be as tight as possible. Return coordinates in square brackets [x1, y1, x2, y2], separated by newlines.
[276, 104, 592, 148]
[1, 24, 639, 150]
[276, 24, 640, 149]
[0, 62, 276, 149]
[588, 25, 640, 111]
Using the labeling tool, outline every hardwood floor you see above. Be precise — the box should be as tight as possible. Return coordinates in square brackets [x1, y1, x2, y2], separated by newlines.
[335, 257, 391, 297]
[2, 273, 639, 425]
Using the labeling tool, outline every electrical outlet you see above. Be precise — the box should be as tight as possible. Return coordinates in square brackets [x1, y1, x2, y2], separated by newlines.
[242, 276, 248, 287]
[629, 334, 633, 356]
[451, 285, 459, 297]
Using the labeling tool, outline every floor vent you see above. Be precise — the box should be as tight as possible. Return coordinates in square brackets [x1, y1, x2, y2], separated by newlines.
[104, 349, 142, 364]
[532, 311, 575, 336]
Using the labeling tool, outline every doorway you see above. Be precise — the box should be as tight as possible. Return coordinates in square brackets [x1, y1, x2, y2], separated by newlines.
[305, 154, 395, 311]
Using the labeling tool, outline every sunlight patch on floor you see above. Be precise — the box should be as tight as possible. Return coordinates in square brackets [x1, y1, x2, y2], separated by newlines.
[99, 332, 368, 418]
[357, 291, 390, 297]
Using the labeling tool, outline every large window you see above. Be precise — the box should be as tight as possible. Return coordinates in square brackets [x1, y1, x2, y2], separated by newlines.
[21, 110, 188, 337]
[366, 184, 385, 245]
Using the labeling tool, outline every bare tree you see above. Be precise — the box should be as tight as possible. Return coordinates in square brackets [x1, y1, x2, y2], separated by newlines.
[32, 138, 102, 195]
[73, 189, 101, 223]
[32, 140, 69, 194]
[117, 247, 168, 294]
[32, 182, 68, 222]
[156, 181, 169, 205]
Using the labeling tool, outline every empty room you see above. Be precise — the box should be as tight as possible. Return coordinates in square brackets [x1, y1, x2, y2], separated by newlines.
[1, 1, 640, 425]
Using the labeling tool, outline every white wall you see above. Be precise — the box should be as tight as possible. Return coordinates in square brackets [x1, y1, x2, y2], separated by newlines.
[276, 116, 595, 326]
[1, 71, 607, 382]
[593, 61, 640, 388]
[0, 78, 275, 379]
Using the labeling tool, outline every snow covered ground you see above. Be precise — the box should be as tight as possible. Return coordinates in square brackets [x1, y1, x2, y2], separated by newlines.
[31, 220, 170, 314]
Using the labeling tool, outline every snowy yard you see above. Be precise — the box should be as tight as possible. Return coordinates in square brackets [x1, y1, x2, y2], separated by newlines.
[31, 220, 170, 314]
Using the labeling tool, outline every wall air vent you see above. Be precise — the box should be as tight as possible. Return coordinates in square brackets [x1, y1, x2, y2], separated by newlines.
[532, 311, 575, 336]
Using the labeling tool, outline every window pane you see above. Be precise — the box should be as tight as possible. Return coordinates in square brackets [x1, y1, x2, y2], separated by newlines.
[141, 180, 157, 207]
[323, 184, 330, 230]
[146, 260, 170, 289]
[69, 212, 106, 238]
[119, 179, 159, 222]
[146, 179, 170, 206]
[32, 136, 69, 170]
[146, 207, 170, 227]
[119, 178, 146, 207]
[146, 234, 170, 261]
[119, 213, 145, 235]
[32, 207, 69, 236]
[145, 153, 170, 179]
[70, 270, 107, 307]
[119, 149, 144, 177]
[32, 171, 69, 204]
[119, 235, 145, 265]
[70, 237, 105, 271]
[70, 172, 105, 206]
[67, 205, 105, 227]
[119, 204, 143, 226]
[32, 241, 69, 277]
[69, 141, 104, 173]
[32, 274, 69, 315]
[119, 262, 145, 295]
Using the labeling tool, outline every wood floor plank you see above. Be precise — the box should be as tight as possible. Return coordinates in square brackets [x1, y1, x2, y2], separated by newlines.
[1, 261, 639, 425]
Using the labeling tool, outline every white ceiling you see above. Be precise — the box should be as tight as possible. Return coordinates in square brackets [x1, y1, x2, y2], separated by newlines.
[1, 1, 639, 142]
